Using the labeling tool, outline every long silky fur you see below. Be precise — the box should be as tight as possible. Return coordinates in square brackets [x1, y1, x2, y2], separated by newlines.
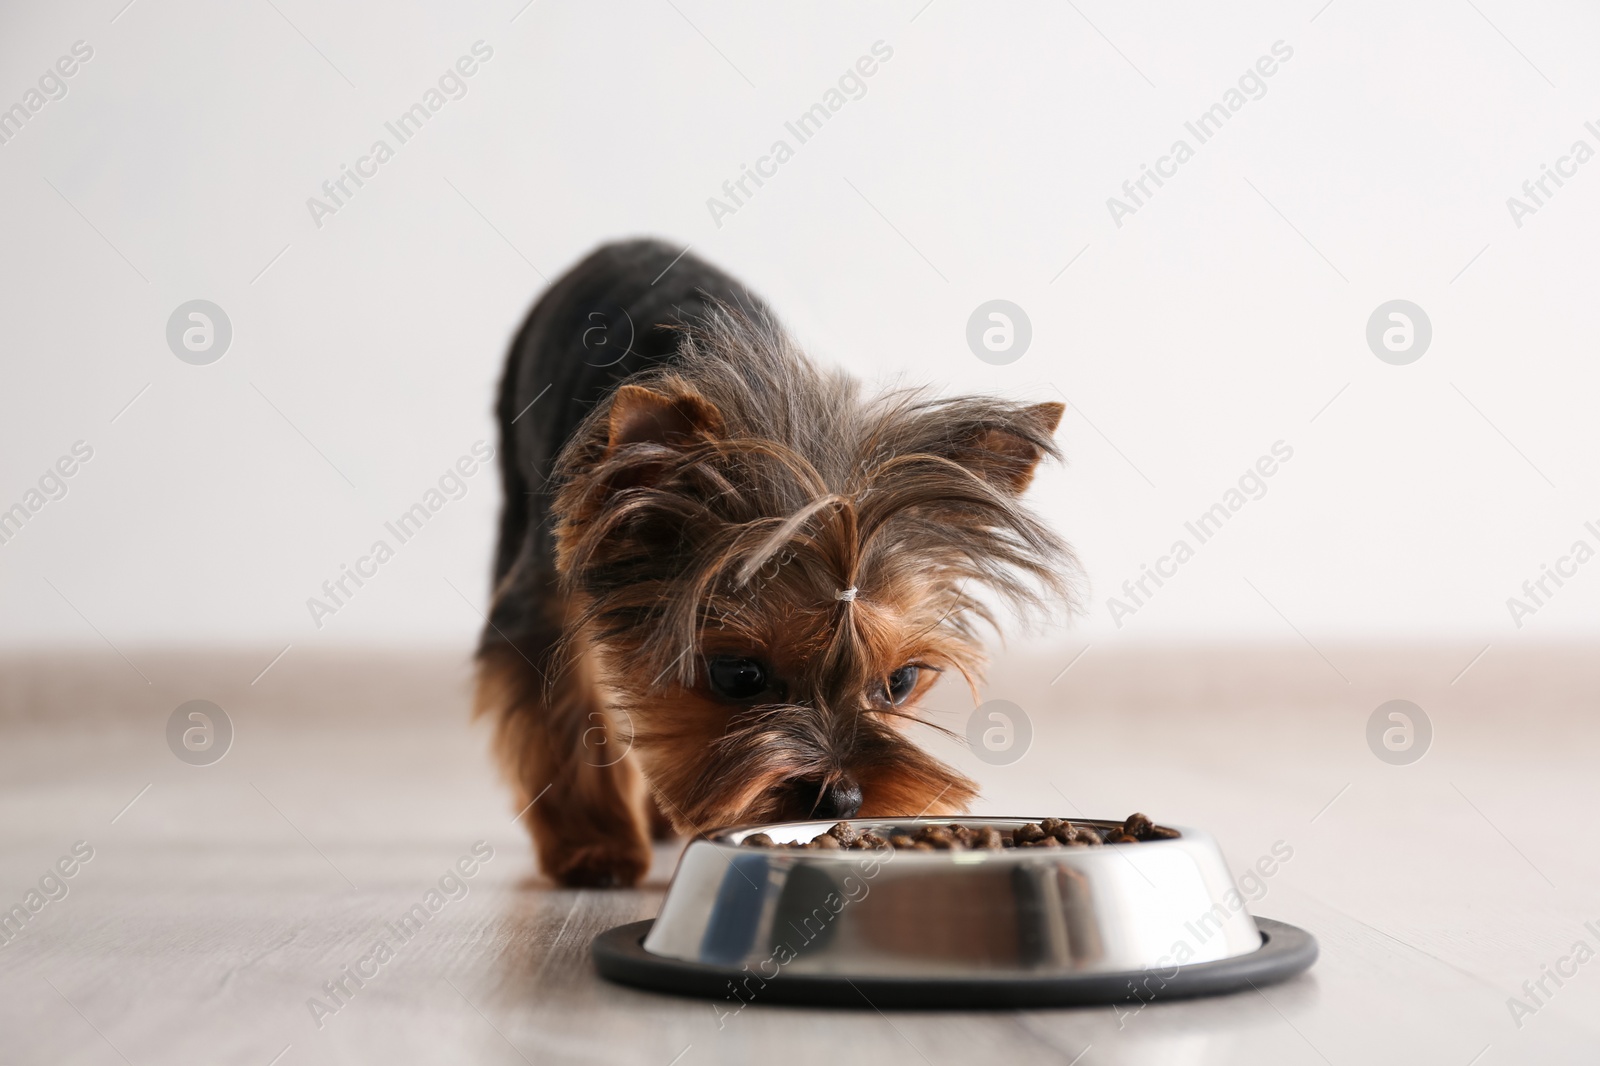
[549, 305, 1081, 700]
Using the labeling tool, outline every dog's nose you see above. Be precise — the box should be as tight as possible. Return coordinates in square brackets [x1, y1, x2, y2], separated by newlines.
[806, 777, 863, 819]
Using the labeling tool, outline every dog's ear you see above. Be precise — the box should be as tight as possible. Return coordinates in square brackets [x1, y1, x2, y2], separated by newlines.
[944, 400, 1063, 493]
[605, 384, 725, 457]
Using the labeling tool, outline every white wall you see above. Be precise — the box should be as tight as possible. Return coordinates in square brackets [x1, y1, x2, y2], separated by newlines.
[3, 0, 1598, 654]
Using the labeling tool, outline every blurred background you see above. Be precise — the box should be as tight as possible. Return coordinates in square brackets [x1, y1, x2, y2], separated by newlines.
[5, 0, 1599, 653]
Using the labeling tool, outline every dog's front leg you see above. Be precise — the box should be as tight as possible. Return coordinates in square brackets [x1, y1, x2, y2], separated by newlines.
[477, 628, 653, 888]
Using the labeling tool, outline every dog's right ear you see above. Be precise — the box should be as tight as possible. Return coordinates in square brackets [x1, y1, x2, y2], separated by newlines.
[605, 384, 725, 458]
[936, 400, 1064, 495]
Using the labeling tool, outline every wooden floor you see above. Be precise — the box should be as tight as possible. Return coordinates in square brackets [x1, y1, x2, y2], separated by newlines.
[1, 644, 1595, 1065]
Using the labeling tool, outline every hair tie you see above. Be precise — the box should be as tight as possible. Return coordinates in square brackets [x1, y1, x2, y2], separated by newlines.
[835, 587, 858, 602]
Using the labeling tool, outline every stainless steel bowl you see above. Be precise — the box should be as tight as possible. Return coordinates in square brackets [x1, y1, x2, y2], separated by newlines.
[593, 817, 1317, 1007]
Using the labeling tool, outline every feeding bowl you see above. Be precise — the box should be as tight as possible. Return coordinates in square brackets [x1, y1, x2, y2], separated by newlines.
[592, 817, 1316, 1008]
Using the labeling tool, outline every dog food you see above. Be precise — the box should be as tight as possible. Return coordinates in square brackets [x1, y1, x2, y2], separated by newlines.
[741, 813, 1180, 850]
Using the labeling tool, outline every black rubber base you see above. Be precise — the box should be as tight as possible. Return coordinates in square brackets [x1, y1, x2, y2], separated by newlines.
[592, 917, 1317, 1009]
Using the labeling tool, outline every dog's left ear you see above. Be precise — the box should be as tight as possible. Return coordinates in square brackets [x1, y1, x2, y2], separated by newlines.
[945, 401, 1064, 493]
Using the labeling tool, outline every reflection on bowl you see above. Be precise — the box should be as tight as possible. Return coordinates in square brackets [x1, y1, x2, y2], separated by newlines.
[643, 817, 1261, 978]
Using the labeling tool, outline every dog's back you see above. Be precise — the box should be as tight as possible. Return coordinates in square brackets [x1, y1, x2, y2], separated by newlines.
[489, 240, 768, 591]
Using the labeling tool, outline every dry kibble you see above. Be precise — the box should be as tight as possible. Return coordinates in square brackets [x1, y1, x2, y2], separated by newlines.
[1013, 823, 1046, 845]
[1123, 812, 1155, 840]
[738, 815, 1179, 849]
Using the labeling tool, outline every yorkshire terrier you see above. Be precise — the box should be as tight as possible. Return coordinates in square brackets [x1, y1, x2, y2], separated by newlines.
[475, 240, 1074, 886]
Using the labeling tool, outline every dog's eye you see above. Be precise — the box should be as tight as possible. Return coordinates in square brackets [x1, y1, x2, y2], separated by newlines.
[885, 665, 920, 705]
[707, 656, 769, 701]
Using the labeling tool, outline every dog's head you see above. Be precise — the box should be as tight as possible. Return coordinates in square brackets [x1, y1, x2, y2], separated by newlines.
[552, 309, 1077, 832]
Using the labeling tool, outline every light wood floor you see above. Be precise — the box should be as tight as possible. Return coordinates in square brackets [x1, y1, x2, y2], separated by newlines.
[1, 644, 1595, 1065]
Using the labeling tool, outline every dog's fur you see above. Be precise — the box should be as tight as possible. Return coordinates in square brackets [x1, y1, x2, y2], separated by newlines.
[475, 239, 1076, 886]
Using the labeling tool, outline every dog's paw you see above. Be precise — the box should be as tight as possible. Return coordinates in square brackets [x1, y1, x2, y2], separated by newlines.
[551, 842, 650, 888]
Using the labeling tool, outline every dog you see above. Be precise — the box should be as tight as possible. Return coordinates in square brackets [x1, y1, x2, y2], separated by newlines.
[475, 239, 1076, 886]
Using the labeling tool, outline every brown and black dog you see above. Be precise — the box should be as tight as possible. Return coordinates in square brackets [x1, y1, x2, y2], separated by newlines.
[476, 240, 1075, 886]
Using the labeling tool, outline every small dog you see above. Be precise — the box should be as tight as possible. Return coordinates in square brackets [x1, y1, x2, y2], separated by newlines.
[475, 240, 1075, 886]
